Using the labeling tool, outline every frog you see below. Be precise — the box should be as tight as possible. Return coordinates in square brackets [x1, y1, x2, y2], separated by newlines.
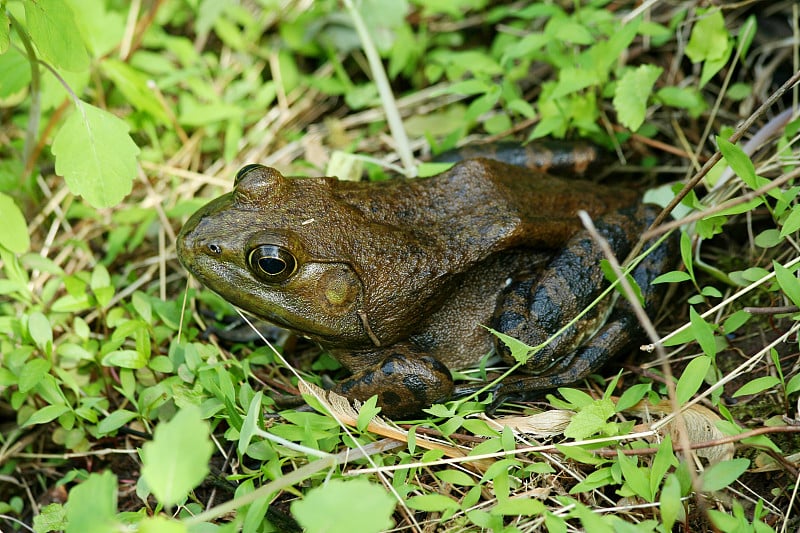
[176, 144, 676, 418]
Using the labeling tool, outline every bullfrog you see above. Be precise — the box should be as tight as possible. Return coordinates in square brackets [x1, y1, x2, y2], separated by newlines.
[177, 145, 675, 418]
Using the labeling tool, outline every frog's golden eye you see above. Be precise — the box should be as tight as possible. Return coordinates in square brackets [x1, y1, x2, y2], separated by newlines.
[235, 164, 265, 186]
[248, 245, 297, 282]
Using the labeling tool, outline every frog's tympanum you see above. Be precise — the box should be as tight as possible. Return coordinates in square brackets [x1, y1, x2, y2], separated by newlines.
[177, 145, 675, 418]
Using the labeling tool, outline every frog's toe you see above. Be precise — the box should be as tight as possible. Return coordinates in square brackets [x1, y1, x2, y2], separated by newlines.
[336, 351, 454, 418]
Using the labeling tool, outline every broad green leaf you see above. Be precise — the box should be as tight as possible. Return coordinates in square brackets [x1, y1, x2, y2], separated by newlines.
[733, 376, 781, 398]
[652, 270, 691, 284]
[293, 479, 396, 532]
[689, 307, 717, 358]
[786, 373, 800, 395]
[101, 349, 147, 369]
[676, 355, 711, 404]
[718, 137, 758, 190]
[489, 327, 533, 364]
[24, 0, 89, 72]
[23, 404, 70, 426]
[700, 458, 749, 492]
[650, 435, 676, 498]
[0, 9, 8, 54]
[656, 86, 707, 117]
[97, 409, 138, 434]
[774, 261, 800, 308]
[780, 206, 800, 238]
[660, 474, 684, 531]
[237, 391, 260, 457]
[19, 358, 51, 394]
[0, 193, 30, 253]
[405, 493, 460, 512]
[33, 503, 67, 533]
[564, 398, 616, 439]
[65, 471, 118, 533]
[51, 102, 140, 208]
[0, 49, 31, 98]
[686, 9, 729, 64]
[617, 452, 652, 501]
[614, 64, 662, 131]
[141, 405, 213, 507]
[28, 312, 53, 354]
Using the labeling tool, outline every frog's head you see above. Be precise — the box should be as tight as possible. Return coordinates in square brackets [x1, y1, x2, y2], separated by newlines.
[177, 165, 370, 347]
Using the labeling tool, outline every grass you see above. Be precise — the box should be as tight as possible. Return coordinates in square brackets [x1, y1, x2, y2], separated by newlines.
[1, 1, 800, 531]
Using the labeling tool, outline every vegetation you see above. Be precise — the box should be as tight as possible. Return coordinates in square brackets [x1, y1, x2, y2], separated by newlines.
[1, 0, 799, 531]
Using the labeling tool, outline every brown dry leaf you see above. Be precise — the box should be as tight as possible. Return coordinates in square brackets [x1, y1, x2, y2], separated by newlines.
[626, 400, 734, 463]
[298, 381, 481, 463]
[482, 410, 575, 437]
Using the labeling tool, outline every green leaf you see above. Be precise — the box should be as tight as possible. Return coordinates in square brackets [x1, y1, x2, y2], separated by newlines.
[0, 10, 8, 54]
[650, 436, 676, 498]
[51, 102, 140, 208]
[676, 355, 711, 404]
[686, 9, 729, 64]
[19, 357, 51, 393]
[700, 458, 749, 492]
[101, 349, 147, 369]
[28, 311, 53, 355]
[140, 405, 213, 507]
[564, 398, 616, 440]
[292, 479, 396, 533]
[774, 261, 800, 308]
[0, 193, 30, 254]
[786, 373, 800, 395]
[780, 206, 800, 238]
[717, 137, 758, 190]
[65, 471, 118, 533]
[617, 452, 652, 501]
[238, 391, 262, 456]
[97, 409, 138, 434]
[656, 86, 707, 117]
[689, 307, 717, 358]
[33, 503, 67, 533]
[652, 270, 691, 284]
[23, 404, 70, 426]
[660, 474, 684, 531]
[0, 49, 31, 99]
[613, 64, 662, 131]
[404, 493, 460, 512]
[733, 376, 781, 397]
[488, 327, 533, 364]
[24, 0, 89, 72]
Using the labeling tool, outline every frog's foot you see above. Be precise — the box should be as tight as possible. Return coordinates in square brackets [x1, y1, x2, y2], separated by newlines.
[334, 351, 454, 419]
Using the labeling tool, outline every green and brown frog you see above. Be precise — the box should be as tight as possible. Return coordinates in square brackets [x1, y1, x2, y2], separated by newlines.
[177, 144, 675, 418]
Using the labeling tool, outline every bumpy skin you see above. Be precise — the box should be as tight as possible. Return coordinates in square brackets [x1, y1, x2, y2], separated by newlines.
[177, 147, 674, 418]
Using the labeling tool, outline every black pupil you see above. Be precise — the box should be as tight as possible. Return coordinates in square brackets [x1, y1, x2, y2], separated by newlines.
[259, 256, 286, 275]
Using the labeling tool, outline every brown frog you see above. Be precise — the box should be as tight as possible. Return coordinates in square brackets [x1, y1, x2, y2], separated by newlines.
[177, 145, 675, 418]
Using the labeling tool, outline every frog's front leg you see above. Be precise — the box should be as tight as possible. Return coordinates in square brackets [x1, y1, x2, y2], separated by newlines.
[332, 346, 454, 418]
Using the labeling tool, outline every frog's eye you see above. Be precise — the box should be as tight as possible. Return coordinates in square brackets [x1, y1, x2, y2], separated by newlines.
[248, 245, 297, 282]
[235, 164, 265, 186]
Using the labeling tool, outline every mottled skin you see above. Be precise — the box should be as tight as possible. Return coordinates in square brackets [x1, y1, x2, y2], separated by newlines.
[177, 147, 675, 418]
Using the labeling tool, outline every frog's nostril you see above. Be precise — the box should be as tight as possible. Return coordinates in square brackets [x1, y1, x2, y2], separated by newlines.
[208, 244, 222, 254]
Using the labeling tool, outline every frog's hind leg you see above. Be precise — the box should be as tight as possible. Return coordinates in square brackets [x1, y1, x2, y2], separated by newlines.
[333, 346, 454, 419]
[466, 205, 678, 409]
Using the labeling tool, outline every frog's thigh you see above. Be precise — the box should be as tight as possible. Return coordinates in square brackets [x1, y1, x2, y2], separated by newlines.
[335, 348, 454, 418]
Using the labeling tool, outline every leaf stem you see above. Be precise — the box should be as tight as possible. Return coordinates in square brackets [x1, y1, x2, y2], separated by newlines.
[8, 14, 40, 169]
